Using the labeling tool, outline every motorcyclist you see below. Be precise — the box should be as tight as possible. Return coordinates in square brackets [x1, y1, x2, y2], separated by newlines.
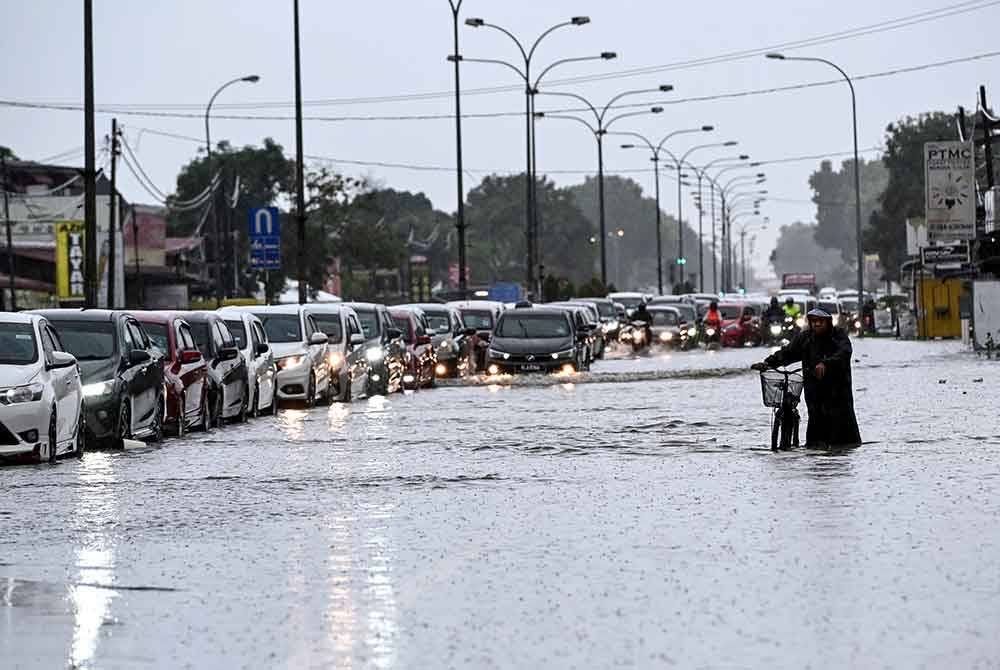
[781, 297, 801, 319]
[632, 301, 652, 346]
[703, 301, 722, 344]
[752, 308, 861, 448]
[764, 297, 784, 325]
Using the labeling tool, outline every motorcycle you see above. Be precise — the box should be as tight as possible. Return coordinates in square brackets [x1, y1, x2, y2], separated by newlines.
[629, 320, 650, 353]
[702, 321, 721, 349]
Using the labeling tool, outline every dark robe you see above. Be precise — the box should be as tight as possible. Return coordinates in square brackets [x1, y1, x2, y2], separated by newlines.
[764, 327, 861, 447]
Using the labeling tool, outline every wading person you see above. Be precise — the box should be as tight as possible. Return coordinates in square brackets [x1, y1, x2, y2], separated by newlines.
[752, 308, 861, 448]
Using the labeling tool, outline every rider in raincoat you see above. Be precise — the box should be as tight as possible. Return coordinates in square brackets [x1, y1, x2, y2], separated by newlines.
[753, 308, 861, 447]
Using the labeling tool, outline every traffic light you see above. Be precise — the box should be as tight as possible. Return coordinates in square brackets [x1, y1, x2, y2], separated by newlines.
[676, 257, 687, 266]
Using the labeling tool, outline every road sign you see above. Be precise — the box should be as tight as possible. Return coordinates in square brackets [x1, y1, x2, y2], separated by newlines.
[248, 207, 281, 270]
[924, 141, 976, 241]
[920, 242, 970, 266]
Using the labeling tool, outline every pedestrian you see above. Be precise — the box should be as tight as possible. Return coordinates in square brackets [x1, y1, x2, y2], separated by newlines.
[752, 308, 861, 448]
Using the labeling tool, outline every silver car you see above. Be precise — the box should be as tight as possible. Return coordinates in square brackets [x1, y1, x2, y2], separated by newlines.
[303, 305, 369, 402]
[220, 310, 277, 417]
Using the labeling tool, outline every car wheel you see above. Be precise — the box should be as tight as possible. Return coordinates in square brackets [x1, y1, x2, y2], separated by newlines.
[175, 393, 186, 438]
[150, 395, 164, 443]
[305, 373, 316, 409]
[337, 373, 351, 403]
[198, 394, 211, 432]
[116, 402, 132, 450]
[46, 408, 58, 464]
[266, 386, 278, 415]
[249, 383, 260, 419]
[73, 408, 85, 459]
[212, 390, 224, 429]
[236, 385, 249, 424]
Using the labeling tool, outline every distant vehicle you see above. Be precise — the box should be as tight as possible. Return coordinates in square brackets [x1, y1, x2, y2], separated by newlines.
[37, 309, 165, 448]
[131, 311, 211, 435]
[344, 303, 405, 396]
[404, 303, 477, 379]
[302, 304, 369, 402]
[449, 300, 505, 370]
[781, 273, 817, 295]
[608, 292, 649, 317]
[817, 299, 844, 329]
[183, 312, 250, 423]
[238, 305, 333, 406]
[718, 302, 761, 348]
[647, 305, 686, 349]
[818, 286, 838, 300]
[390, 307, 437, 390]
[546, 303, 597, 369]
[486, 307, 583, 374]
[0, 313, 84, 463]
[575, 297, 622, 340]
[562, 301, 607, 359]
[220, 311, 277, 417]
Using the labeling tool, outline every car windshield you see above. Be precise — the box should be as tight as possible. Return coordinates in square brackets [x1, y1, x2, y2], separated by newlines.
[819, 301, 840, 314]
[840, 299, 858, 312]
[497, 314, 570, 338]
[590, 301, 615, 318]
[354, 310, 381, 339]
[720, 306, 743, 320]
[0, 323, 38, 365]
[673, 305, 696, 322]
[615, 296, 643, 309]
[460, 311, 493, 330]
[256, 314, 302, 344]
[391, 316, 413, 343]
[188, 322, 213, 357]
[223, 320, 247, 349]
[52, 320, 115, 360]
[311, 314, 344, 344]
[650, 311, 679, 326]
[142, 322, 170, 353]
[424, 312, 451, 334]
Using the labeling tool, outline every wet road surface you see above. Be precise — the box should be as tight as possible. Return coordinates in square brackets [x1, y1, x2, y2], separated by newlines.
[2, 338, 999, 668]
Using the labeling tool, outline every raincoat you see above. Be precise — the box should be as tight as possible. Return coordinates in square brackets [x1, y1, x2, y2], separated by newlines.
[764, 326, 861, 447]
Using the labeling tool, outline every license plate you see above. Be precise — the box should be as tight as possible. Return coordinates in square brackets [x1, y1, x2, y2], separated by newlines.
[521, 364, 542, 371]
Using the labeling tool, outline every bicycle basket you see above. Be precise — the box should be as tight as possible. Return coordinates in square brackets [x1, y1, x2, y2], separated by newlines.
[759, 370, 804, 408]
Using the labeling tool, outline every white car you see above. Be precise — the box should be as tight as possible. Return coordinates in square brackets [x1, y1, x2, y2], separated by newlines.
[0, 313, 85, 463]
[224, 305, 331, 406]
[303, 305, 369, 402]
[219, 310, 277, 417]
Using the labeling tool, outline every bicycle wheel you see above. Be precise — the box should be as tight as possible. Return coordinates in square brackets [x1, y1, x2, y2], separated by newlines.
[770, 410, 781, 452]
[779, 410, 794, 451]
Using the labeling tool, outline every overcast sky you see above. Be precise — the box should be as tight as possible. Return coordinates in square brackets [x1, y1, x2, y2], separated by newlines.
[3, 0, 997, 275]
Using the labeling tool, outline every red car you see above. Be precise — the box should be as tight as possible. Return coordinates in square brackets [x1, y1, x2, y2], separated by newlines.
[389, 308, 437, 390]
[131, 311, 210, 435]
[718, 302, 763, 348]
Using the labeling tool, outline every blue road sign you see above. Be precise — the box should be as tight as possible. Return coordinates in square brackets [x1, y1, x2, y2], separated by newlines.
[248, 207, 281, 270]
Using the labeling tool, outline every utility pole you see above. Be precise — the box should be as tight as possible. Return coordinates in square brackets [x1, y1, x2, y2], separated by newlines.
[448, 1, 468, 298]
[83, 0, 98, 308]
[2, 154, 15, 311]
[293, 0, 308, 305]
[106, 118, 119, 308]
[132, 204, 142, 307]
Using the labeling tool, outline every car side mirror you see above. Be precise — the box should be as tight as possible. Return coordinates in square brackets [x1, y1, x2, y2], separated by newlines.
[416, 334, 432, 345]
[462, 327, 477, 337]
[387, 327, 403, 340]
[180, 349, 203, 364]
[47, 351, 77, 370]
[128, 349, 152, 366]
[255, 342, 269, 355]
[309, 332, 328, 346]
[218, 346, 240, 362]
[349, 333, 365, 346]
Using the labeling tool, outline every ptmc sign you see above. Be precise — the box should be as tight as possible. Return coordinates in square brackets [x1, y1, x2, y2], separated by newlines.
[924, 141, 976, 241]
[248, 207, 281, 270]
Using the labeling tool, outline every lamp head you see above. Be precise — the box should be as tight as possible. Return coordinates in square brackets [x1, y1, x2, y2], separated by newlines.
[601, 52, 617, 60]
[738, 154, 750, 160]
[701, 125, 714, 131]
[571, 16, 591, 25]
[650, 106, 664, 114]
[659, 84, 674, 92]
[620, 144, 635, 149]
[533, 112, 545, 119]
[765, 53, 786, 60]
[242, 75, 260, 83]
[465, 17, 485, 27]
[723, 141, 738, 147]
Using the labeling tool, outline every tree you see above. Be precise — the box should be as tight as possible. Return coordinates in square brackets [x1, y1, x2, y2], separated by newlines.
[770, 221, 855, 287]
[0, 146, 17, 161]
[809, 158, 887, 263]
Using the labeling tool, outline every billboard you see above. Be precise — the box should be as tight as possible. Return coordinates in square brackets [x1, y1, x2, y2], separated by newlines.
[55, 220, 86, 301]
[924, 141, 976, 241]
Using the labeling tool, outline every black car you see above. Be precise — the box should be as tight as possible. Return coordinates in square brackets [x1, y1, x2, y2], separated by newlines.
[404, 303, 477, 378]
[343, 303, 405, 396]
[181, 312, 249, 425]
[35, 309, 165, 448]
[485, 307, 585, 374]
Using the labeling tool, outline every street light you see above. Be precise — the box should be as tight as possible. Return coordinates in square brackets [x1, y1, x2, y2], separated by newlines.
[767, 51, 863, 331]
[448, 1, 468, 297]
[205, 74, 260, 306]
[688, 153, 748, 292]
[536, 86, 672, 287]
[615, 125, 714, 293]
[463, 16, 599, 296]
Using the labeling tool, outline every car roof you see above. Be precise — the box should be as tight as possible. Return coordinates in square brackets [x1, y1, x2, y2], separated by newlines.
[0, 312, 39, 325]
[500, 306, 569, 316]
[222, 304, 303, 316]
[407, 303, 453, 313]
[448, 300, 504, 310]
[342, 302, 383, 311]
[128, 310, 176, 324]
[32, 308, 119, 322]
[177, 310, 225, 323]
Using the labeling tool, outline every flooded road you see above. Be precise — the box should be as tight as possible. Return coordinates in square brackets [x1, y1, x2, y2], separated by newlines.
[2, 338, 999, 668]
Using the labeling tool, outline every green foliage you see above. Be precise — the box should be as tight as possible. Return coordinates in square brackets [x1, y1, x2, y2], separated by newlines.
[0, 146, 17, 161]
[541, 275, 576, 302]
[809, 158, 887, 263]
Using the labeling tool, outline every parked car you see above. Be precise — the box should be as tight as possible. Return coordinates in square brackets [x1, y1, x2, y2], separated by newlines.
[182, 312, 250, 423]
[558, 301, 606, 359]
[575, 297, 622, 341]
[448, 300, 505, 370]
[303, 304, 370, 401]
[404, 303, 476, 378]
[344, 303, 405, 396]
[220, 310, 277, 417]
[0, 313, 84, 463]
[486, 307, 584, 374]
[547, 303, 597, 369]
[390, 307, 437, 390]
[37, 309, 165, 448]
[235, 305, 332, 407]
[131, 311, 210, 435]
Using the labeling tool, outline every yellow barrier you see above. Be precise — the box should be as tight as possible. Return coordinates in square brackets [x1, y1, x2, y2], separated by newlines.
[188, 297, 262, 310]
[916, 277, 965, 339]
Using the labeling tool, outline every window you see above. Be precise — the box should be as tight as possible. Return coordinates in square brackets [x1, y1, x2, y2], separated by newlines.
[225, 319, 248, 349]
[496, 314, 571, 339]
[39, 325, 57, 363]
[46, 325, 66, 352]
[819, 301, 840, 314]
[423, 311, 450, 334]
[250, 322, 263, 350]
[743, 305, 758, 317]
[306, 316, 320, 339]
[355, 310, 381, 339]
[188, 322, 213, 357]
[0, 323, 38, 365]
[143, 322, 170, 354]
[213, 322, 233, 349]
[460, 311, 493, 330]
[122, 322, 138, 352]
[650, 311, 679, 326]
[178, 324, 197, 351]
[128, 321, 151, 349]
[348, 315, 362, 339]
[391, 315, 413, 343]
[254, 322, 268, 346]
[255, 314, 302, 344]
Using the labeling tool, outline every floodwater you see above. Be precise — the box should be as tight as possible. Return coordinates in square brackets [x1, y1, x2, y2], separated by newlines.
[2, 338, 999, 669]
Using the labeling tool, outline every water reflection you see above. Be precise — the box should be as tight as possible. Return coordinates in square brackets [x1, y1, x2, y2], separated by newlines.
[70, 453, 119, 669]
[326, 403, 351, 433]
[279, 409, 308, 441]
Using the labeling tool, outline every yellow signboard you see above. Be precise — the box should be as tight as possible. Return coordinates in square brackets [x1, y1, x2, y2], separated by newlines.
[55, 221, 86, 301]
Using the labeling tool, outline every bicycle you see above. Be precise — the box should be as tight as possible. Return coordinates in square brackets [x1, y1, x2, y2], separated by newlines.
[757, 366, 803, 451]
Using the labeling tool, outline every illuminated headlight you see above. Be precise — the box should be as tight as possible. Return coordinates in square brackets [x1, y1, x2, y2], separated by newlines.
[659, 332, 673, 342]
[439, 339, 454, 352]
[402, 374, 415, 384]
[633, 330, 645, 342]
[2, 382, 45, 404]
[487, 364, 500, 375]
[366, 346, 384, 363]
[796, 317, 806, 329]
[435, 363, 448, 376]
[601, 323, 612, 334]
[770, 324, 782, 335]
[327, 351, 344, 369]
[82, 380, 113, 398]
[550, 349, 574, 360]
[687, 327, 697, 337]
[621, 331, 633, 341]
[854, 320, 862, 329]
[277, 355, 305, 370]
[487, 348, 510, 360]
[705, 328, 717, 337]
[561, 364, 576, 375]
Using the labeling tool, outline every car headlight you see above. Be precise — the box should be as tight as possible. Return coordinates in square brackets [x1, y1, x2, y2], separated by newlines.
[659, 332, 672, 342]
[366, 346, 384, 363]
[770, 324, 782, 335]
[277, 355, 305, 370]
[439, 339, 454, 352]
[2, 382, 45, 404]
[550, 349, 574, 359]
[327, 351, 344, 369]
[601, 323, 612, 334]
[832, 315, 840, 326]
[687, 327, 697, 337]
[854, 320, 862, 329]
[487, 348, 511, 360]
[81, 380, 113, 398]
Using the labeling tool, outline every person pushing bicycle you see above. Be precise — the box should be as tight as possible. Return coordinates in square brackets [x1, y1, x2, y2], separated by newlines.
[752, 308, 861, 448]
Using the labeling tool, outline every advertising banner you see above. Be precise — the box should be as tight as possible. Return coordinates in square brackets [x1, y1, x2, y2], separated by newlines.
[55, 220, 85, 301]
[924, 141, 976, 241]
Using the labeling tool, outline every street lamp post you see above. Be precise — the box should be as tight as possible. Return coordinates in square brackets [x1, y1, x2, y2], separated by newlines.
[689, 154, 748, 292]
[716, 171, 766, 290]
[535, 86, 672, 287]
[767, 52, 863, 330]
[463, 16, 594, 296]
[205, 74, 259, 307]
[616, 126, 715, 294]
[447, 1, 468, 297]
